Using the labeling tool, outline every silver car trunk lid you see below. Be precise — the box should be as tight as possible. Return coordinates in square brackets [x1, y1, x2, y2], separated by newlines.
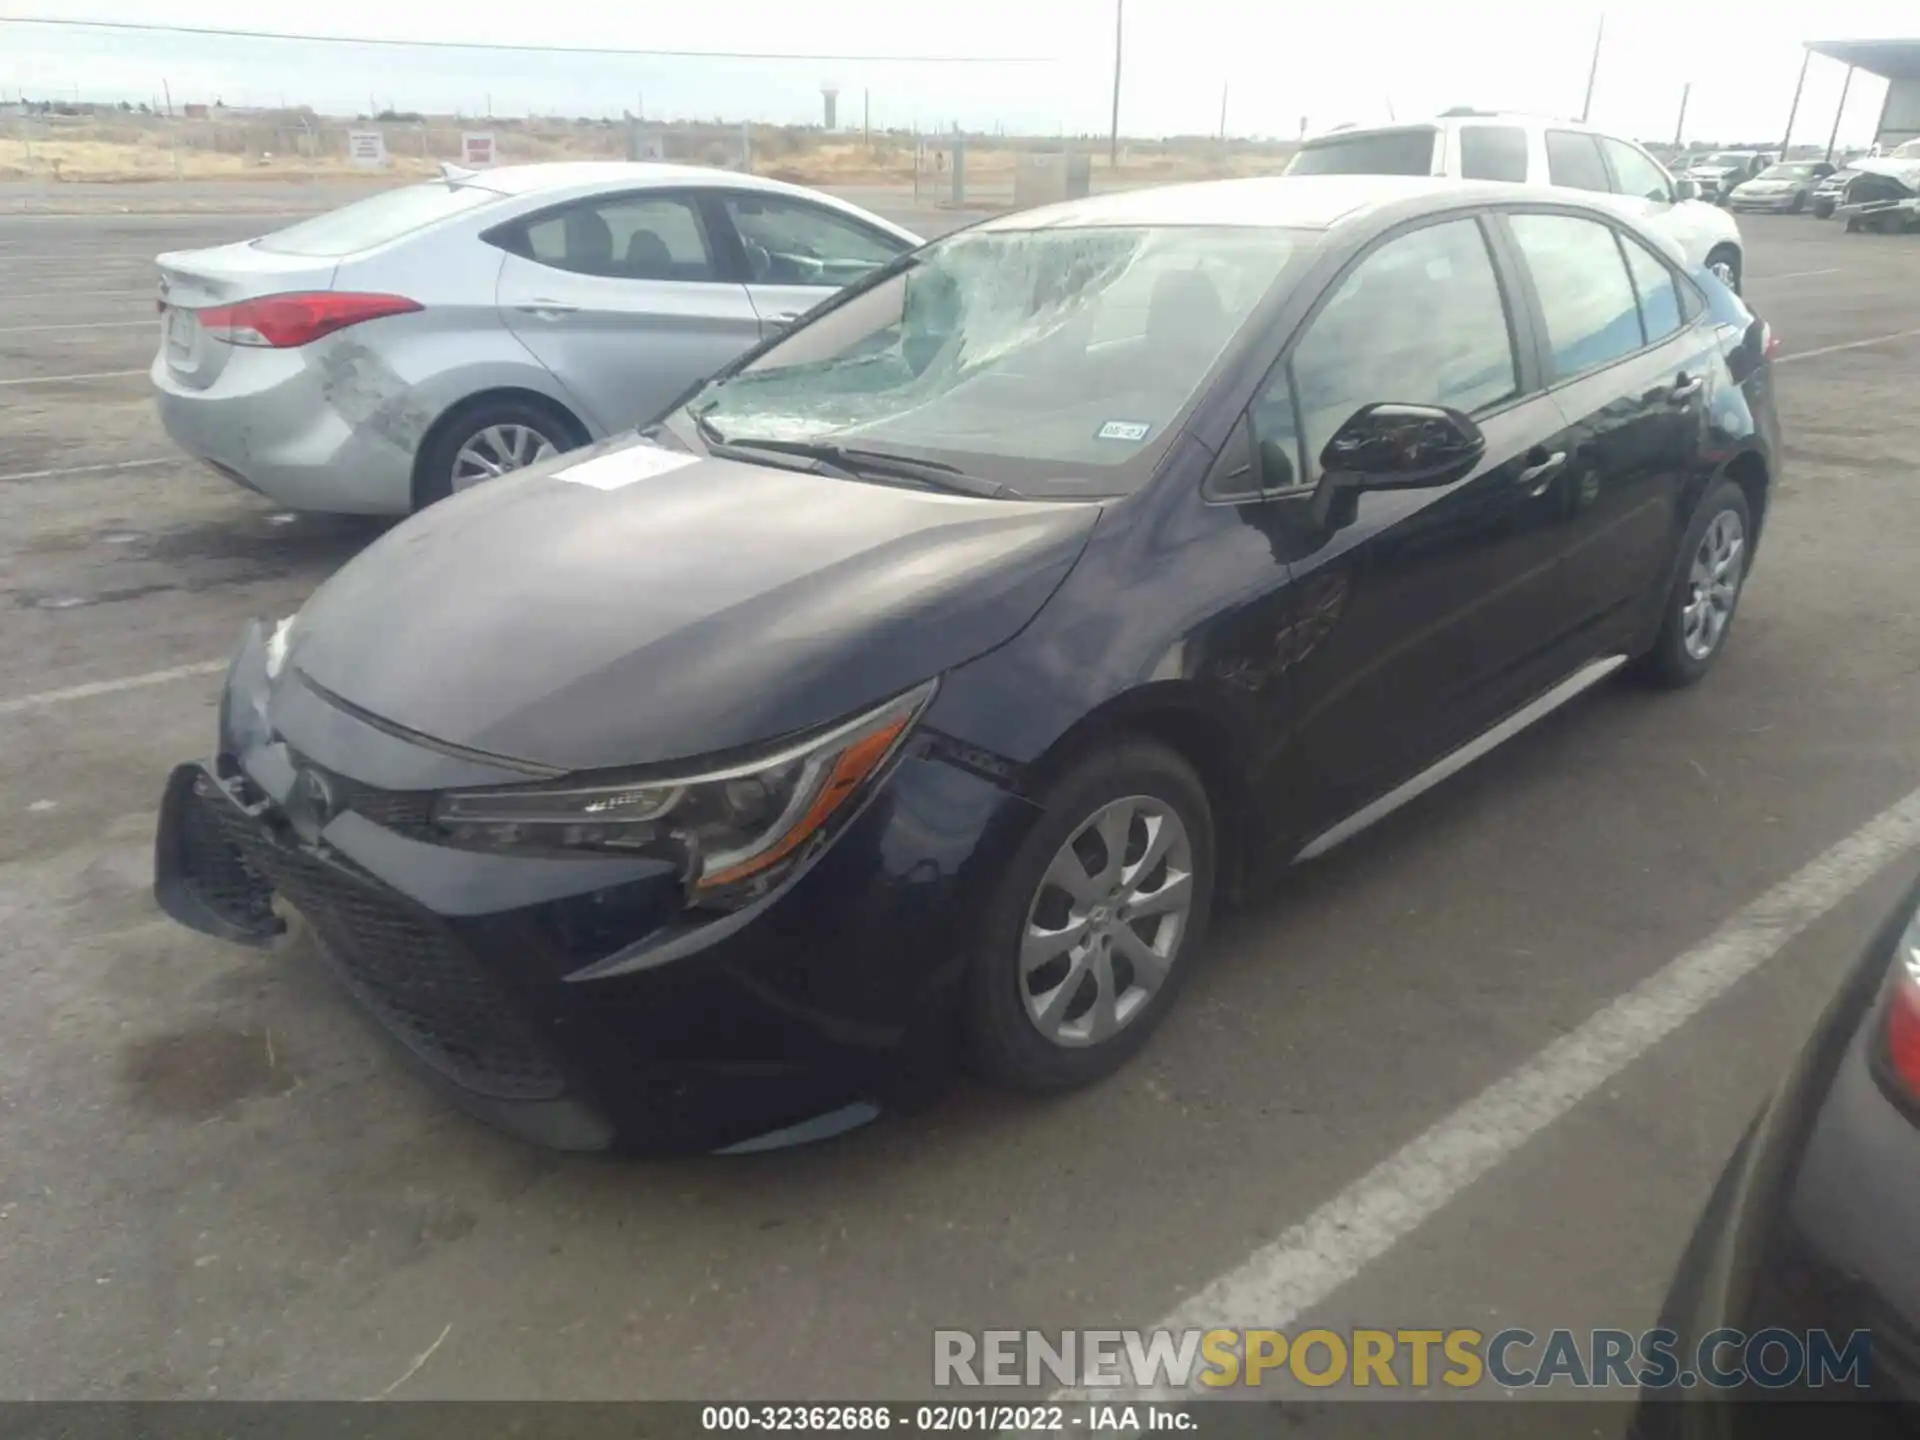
[155, 243, 341, 388]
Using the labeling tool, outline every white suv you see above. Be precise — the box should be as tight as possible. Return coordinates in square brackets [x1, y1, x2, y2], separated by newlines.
[1286, 111, 1747, 292]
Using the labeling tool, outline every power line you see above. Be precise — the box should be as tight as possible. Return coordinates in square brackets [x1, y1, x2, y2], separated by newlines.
[2, 16, 1055, 64]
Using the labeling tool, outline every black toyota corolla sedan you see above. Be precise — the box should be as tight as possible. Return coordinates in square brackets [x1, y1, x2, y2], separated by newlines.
[155, 175, 1783, 1153]
[1634, 868, 1920, 1434]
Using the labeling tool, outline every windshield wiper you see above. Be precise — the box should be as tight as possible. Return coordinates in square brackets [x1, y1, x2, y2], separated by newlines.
[710, 436, 1023, 500]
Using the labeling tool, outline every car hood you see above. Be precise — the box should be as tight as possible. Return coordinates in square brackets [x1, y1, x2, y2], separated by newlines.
[284, 438, 1102, 772]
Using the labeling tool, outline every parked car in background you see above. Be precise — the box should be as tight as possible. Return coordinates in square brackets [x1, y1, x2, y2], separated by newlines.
[1838, 152, 1920, 233]
[1727, 159, 1836, 213]
[155, 175, 1781, 1152]
[1634, 866, 1920, 1431]
[150, 163, 922, 514]
[1811, 167, 1860, 218]
[1286, 112, 1748, 289]
[1682, 151, 1775, 203]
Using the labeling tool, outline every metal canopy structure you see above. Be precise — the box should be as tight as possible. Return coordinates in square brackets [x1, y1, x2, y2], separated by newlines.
[1806, 38, 1920, 79]
[1806, 38, 1920, 151]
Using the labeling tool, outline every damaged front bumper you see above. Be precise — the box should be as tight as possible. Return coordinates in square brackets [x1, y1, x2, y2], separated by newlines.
[151, 621, 1016, 1153]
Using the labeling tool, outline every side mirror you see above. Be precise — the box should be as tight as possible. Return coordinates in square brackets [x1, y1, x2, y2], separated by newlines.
[1674, 177, 1700, 201]
[1319, 403, 1486, 490]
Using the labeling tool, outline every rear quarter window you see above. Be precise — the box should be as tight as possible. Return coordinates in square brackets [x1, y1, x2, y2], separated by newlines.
[1288, 128, 1438, 177]
[254, 183, 505, 257]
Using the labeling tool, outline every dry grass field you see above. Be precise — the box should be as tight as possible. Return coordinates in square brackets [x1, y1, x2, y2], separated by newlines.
[0, 111, 1294, 189]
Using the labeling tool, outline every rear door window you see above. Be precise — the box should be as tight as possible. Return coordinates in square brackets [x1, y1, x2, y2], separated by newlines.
[1545, 131, 1612, 193]
[1460, 126, 1530, 183]
[254, 182, 505, 256]
[1509, 212, 1645, 378]
[1287, 128, 1439, 177]
[518, 194, 718, 281]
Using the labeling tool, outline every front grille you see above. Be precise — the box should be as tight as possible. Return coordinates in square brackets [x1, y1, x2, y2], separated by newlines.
[178, 777, 278, 933]
[197, 789, 567, 1103]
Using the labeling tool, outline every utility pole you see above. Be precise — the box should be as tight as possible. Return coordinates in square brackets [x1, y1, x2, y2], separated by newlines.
[161, 77, 172, 117]
[1780, 46, 1811, 158]
[1108, 0, 1123, 167]
[1673, 82, 1691, 147]
[864, 88, 870, 148]
[1824, 64, 1854, 162]
[1218, 82, 1228, 141]
[1580, 13, 1605, 123]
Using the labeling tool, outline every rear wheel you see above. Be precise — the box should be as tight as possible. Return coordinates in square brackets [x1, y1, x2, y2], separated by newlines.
[1636, 479, 1753, 689]
[962, 740, 1214, 1092]
[414, 396, 586, 510]
[1705, 245, 1742, 294]
[1813, 198, 1836, 219]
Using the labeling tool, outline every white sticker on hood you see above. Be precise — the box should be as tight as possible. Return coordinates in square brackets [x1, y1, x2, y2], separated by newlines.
[555, 444, 699, 491]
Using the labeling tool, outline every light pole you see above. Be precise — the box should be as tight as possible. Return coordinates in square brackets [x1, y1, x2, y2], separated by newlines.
[1673, 81, 1691, 148]
[1580, 14, 1605, 123]
[1780, 46, 1811, 158]
[1824, 63, 1855, 162]
[1108, 0, 1123, 167]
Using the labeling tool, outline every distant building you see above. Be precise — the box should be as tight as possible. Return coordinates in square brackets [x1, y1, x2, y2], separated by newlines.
[183, 102, 210, 119]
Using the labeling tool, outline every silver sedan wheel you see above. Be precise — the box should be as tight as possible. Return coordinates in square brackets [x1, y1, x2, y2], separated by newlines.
[1709, 258, 1738, 288]
[1682, 509, 1745, 661]
[452, 424, 557, 492]
[1020, 795, 1195, 1049]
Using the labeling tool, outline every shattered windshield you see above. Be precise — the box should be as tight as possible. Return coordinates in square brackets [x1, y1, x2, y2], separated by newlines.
[688, 225, 1303, 497]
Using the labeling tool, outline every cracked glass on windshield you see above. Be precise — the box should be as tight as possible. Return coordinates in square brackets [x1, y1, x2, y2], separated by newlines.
[690, 225, 1302, 497]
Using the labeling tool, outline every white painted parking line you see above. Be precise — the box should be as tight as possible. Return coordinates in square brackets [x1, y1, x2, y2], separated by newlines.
[1073, 782, 1920, 1400]
[0, 368, 146, 388]
[1776, 327, 1920, 365]
[0, 457, 172, 484]
[0, 660, 226, 718]
[0, 320, 152, 335]
[1751, 268, 1842, 281]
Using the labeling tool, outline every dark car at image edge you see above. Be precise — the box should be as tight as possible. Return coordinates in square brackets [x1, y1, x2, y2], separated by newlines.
[1634, 870, 1920, 1435]
[153, 175, 1785, 1153]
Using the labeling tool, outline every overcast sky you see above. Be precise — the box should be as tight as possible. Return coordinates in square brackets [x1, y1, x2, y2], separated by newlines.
[2, 0, 1912, 146]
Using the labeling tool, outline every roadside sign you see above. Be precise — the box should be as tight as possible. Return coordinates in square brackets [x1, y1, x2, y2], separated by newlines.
[347, 130, 388, 168]
[461, 132, 496, 167]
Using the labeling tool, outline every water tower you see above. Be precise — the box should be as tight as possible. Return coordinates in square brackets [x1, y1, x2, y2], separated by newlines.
[822, 82, 840, 131]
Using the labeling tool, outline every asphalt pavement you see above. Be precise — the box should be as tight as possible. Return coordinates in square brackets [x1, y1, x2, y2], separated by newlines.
[1, 190, 1918, 1407]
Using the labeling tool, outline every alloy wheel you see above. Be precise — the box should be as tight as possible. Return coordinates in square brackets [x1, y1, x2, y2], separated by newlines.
[1681, 509, 1745, 661]
[452, 424, 558, 491]
[1020, 795, 1194, 1049]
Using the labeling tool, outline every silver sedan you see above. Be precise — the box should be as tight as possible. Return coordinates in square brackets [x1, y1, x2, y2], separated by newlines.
[151, 162, 923, 514]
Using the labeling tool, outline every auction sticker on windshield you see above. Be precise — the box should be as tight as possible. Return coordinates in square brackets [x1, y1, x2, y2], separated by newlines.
[555, 444, 700, 491]
[1097, 420, 1152, 442]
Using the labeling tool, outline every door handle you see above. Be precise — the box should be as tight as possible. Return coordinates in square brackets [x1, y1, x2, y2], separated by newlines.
[1515, 450, 1566, 496]
[1668, 373, 1704, 404]
[513, 301, 580, 318]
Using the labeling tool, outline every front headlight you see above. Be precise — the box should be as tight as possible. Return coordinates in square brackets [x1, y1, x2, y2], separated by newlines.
[431, 679, 937, 909]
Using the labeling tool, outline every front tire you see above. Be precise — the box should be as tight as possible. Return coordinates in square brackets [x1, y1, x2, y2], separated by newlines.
[962, 739, 1215, 1092]
[1636, 479, 1753, 689]
[413, 396, 586, 510]
[1813, 198, 1835, 219]
[1705, 245, 1742, 294]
